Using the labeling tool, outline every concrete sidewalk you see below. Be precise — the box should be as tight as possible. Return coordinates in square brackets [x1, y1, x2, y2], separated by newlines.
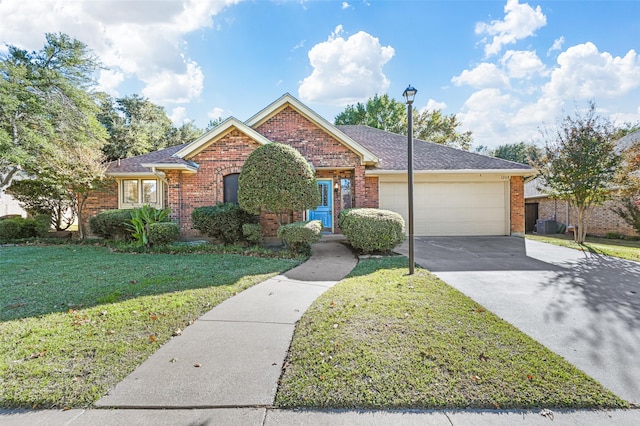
[95, 241, 358, 409]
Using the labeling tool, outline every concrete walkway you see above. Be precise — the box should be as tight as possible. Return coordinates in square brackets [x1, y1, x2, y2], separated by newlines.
[95, 241, 358, 408]
[2, 238, 640, 425]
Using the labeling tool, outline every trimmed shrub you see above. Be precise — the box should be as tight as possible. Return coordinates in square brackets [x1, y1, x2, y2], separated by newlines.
[340, 208, 405, 253]
[0, 215, 50, 240]
[243, 223, 262, 246]
[0, 219, 22, 240]
[20, 214, 51, 238]
[191, 202, 256, 244]
[238, 142, 320, 220]
[148, 222, 180, 245]
[278, 220, 322, 253]
[89, 209, 134, 240]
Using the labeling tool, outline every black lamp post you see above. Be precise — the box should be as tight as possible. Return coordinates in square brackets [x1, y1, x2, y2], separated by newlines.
[403, 85, 417, 275]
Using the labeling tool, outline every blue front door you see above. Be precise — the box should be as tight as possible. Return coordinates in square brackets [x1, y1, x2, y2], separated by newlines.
[309, 180, 332, 230]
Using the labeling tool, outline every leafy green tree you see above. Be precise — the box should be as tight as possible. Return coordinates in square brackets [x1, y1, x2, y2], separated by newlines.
[166, 121, 204, 146]
[335, 94, 473, 150]
[414, 109, 473, 150]
[491, 142, 542, 166]
[238, 143, 319, 225]
[99, 94, 174, 160]
[335, 94, 406, 134]
[536, 102, 620, 243]
[612, 132, 640, 235]
[7, 179, 76, 231]
[1, 33, 104, 192]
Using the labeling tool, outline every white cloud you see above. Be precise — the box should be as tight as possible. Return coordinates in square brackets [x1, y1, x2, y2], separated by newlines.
[500, 50, 546, 78]
[141, 61, 205, 104]
[0, 0, 240, 105]
[169, 107, 187, 125]
[97, 69, 125, 96]
[451, 63, 509, 88]
[208, 107, 225, 120]
[424, 99, 447, 111]
[458, 89, 516, 142]
[342, 2, 351, 10]
[298, 26, 395, 105]
[544, 43, 640, 100]
[547, 36, 565, 56]
[476, 0, 547, 57]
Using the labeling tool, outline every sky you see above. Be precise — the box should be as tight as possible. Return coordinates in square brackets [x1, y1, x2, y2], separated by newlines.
[1, 0, 639, 149]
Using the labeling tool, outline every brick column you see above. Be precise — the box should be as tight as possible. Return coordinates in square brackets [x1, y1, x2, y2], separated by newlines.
[510, 176, 525, 235]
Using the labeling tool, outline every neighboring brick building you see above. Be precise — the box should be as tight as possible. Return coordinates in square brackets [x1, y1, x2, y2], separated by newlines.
[525, 178, 638, 237]
[88, 93, 535, 238]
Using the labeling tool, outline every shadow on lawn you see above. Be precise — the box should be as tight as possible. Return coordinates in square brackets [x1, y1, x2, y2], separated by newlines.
[0, 245, 297, 322]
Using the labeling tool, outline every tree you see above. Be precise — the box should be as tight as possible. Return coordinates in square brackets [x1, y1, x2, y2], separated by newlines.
[99, 94, 174, 160]
[491, 142, 542, 166]
[1, 33, 108, 238]
[536, 102, 620, 243]
[335, 94, 473, 150]
[335, 94, 406, 134]
[7, 179, 76, 231]
[238, 143, 319, 225]
[612, 133, 640, 235]
[0, 33, 103, 192]
[414, 109, 473, 150]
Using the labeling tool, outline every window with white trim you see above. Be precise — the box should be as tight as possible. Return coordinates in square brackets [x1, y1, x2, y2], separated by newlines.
[121, 179, 160, 207]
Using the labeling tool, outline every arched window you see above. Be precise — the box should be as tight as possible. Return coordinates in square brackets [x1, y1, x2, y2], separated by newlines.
[223, 173, 240, 204]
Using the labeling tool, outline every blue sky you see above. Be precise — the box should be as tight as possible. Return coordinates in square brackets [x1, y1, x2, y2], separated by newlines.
[1, 0, 639, 148]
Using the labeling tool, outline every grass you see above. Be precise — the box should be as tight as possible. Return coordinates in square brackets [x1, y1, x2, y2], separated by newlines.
[276, 257, 627, 410]
[0, 245, 299, 408]
[526, 234, 640, 262]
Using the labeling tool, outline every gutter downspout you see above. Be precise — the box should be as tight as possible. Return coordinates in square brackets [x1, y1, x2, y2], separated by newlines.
[150, 167, 168, 209]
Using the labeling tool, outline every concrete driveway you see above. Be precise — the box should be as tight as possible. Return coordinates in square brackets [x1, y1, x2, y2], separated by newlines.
[396, 236, 640, 404]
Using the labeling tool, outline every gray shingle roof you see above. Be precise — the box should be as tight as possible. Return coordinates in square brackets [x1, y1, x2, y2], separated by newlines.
[616, 129, 640, 153]
[106, 143, 189, 174]
[337, 125, 532, 171]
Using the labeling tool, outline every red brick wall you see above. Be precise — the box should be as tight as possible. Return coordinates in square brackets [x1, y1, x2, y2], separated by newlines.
[168, 130, 262, 238]
[82, 179, 118, 235]
[364, 176, 379, 208]
[528, 197, 637, 237]
[510, 176, 525, 235]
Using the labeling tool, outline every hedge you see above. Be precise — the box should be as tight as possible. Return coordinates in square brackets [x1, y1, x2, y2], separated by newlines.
[339, 208, 405, 253]
[148, 222, 180, 245]
[0, 215, 50, 240]
[191, 202, 256, 244]
[89, 209, 134, 240]
[278, 220, 322, 253]
[242, 223, 262, 245]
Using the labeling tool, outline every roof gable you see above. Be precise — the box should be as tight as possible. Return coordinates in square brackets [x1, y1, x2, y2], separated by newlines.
[174, 117, 271, 159]
[246, 93, 378, 165]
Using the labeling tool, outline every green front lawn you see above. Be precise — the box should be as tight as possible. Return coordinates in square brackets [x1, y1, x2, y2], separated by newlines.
[0, 245, 299, 408]
[276, 257, 626, 410]
[526, 234, 640, 262]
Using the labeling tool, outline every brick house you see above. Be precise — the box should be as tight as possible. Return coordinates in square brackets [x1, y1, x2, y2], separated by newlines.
[85, 93, 535, 238]
[524, 130, 640, 237]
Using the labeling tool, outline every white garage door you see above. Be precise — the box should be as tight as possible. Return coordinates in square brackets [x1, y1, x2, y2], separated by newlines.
[379, 181, 508, 236]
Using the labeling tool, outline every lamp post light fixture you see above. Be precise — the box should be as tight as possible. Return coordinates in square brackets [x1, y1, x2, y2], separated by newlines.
[403, 85, 417, 275]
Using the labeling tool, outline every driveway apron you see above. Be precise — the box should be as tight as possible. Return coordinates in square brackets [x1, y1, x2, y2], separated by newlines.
[96, 242, 357, 409]
[397, 236, 640, 404]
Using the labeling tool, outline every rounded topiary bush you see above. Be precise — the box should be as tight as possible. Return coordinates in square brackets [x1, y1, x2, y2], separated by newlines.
[277, 220, 322, 253]
[89, 209, 134, 240]
[0, 219, 22, 240]
[148, 222, 180, 245]
[340, 208, 405, 253]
